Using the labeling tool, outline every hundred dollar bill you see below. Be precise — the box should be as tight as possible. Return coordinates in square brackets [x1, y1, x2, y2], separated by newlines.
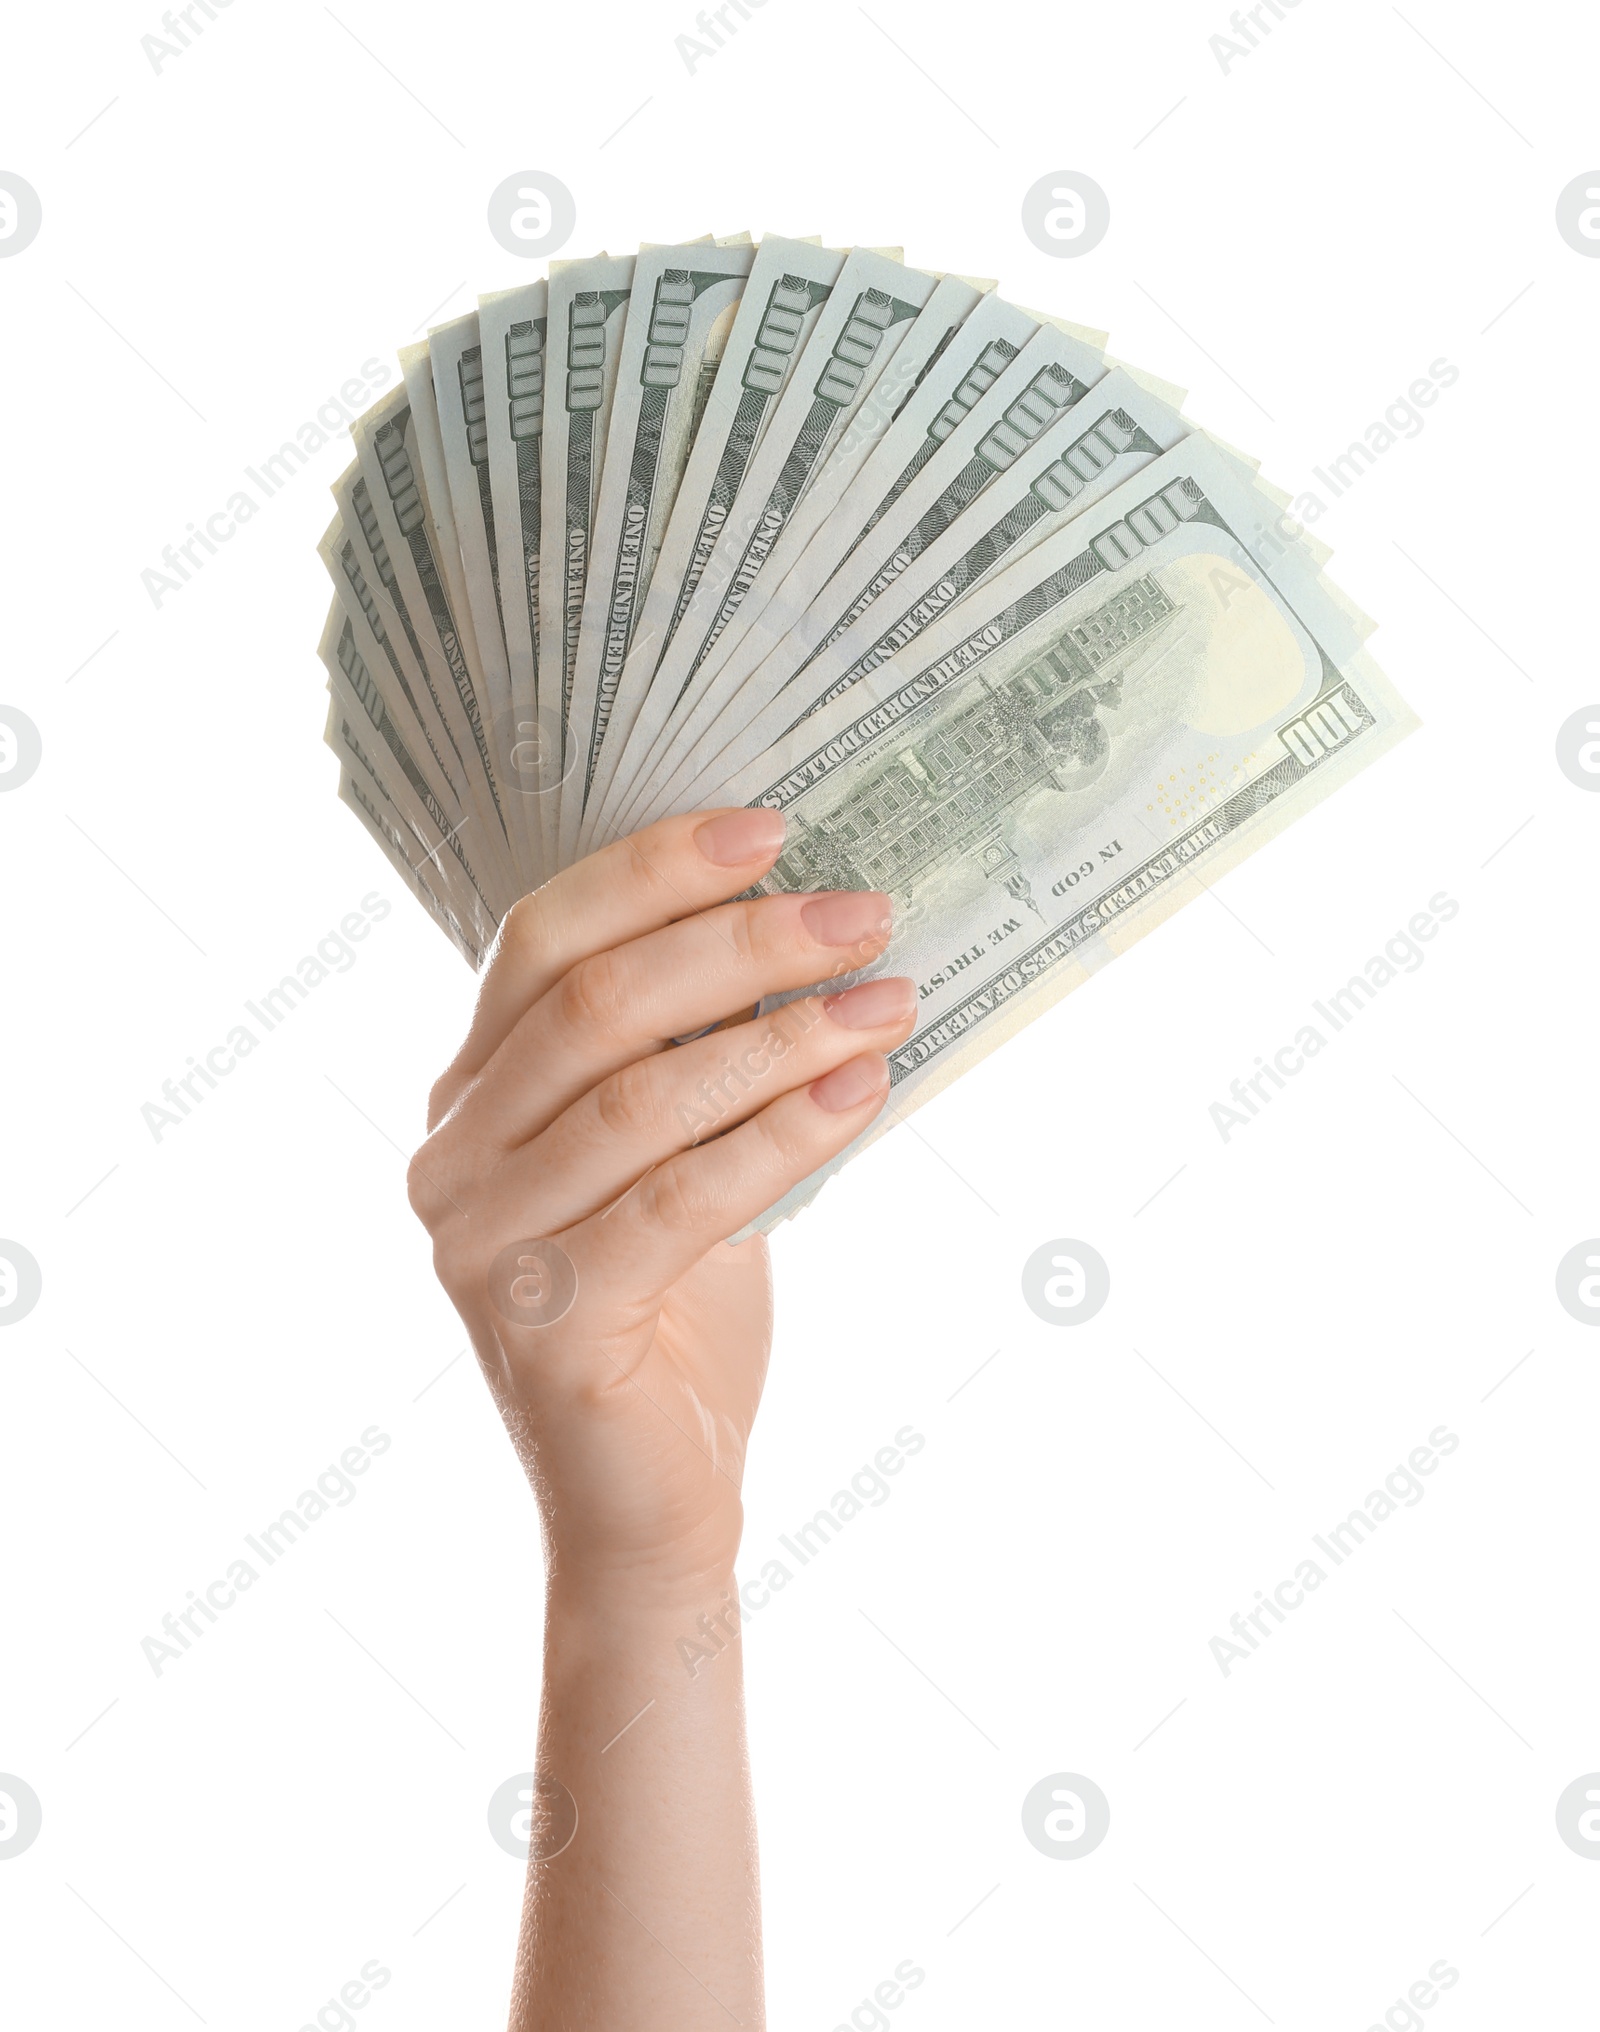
[427, 313, 506, 662]
[427, 316, 511, 734]
[398, 343, 482, 676]
[418, 322, 546, 887]
[660, 365, 1191, 809]
[318, 603, 499, 953]
[707, 437, 1417, 1233]
[349, 385, 524, 901]
[474, 282, 557, 856]
[626, 314, 1114, 830]
[596, 293, 1087, 840]
[586, 236, 847, 830]
[559, 239, 755, 863]
[536, 253, 637, 854]
[397, 339, 544, 885]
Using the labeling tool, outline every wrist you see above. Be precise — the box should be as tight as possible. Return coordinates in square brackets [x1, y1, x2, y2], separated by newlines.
[544, 1547, 740, 1628]
[542, 1560, 745, 1712]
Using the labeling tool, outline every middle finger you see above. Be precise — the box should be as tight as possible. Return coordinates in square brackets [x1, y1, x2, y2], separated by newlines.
[482, 973, 919, 1235]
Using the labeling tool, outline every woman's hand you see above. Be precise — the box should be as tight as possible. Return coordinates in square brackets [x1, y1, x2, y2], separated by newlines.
[410, 808, 916, 2028]
[407, 804, 916, 1600]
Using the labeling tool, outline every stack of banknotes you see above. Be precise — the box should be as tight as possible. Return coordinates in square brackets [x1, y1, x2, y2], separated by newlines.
[317, 232, 1414, 1226]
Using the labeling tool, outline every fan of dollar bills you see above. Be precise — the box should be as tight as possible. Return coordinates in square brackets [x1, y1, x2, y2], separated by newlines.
[317, 232, 1414, 1225]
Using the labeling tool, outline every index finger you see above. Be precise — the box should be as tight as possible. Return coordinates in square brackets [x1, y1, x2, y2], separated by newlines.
[448, 807, 788, 1086]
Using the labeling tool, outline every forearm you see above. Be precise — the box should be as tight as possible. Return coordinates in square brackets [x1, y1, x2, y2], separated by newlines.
[509, 1568, 764, 2030]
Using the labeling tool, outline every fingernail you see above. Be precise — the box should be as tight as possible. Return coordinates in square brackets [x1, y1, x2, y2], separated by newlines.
[824, 977, 916, 1030]
[695, 807, 785, 866]
[800, 890, 893, 947]
[809, 1053, 890, 1114]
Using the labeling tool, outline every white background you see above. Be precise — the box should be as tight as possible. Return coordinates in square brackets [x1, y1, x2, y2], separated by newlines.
[2, 0, 1597, 2025]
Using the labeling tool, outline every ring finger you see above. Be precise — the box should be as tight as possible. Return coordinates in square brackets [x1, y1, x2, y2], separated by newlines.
[445, 888, 896, 1154]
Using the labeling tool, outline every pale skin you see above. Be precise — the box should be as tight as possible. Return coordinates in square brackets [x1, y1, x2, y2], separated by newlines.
[408, 806, 915, 2030]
